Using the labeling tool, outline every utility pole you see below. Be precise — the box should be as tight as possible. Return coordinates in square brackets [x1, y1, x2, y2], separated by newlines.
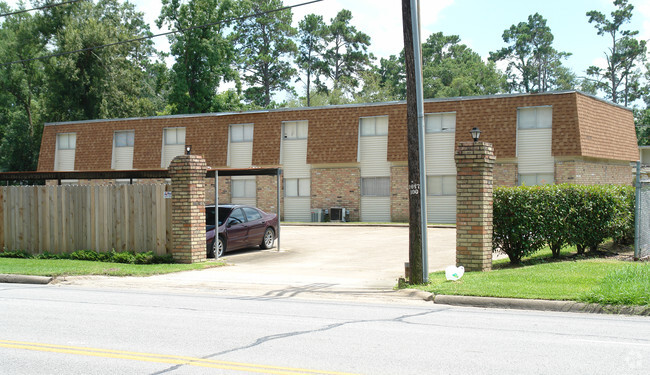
[402, 0, 428, 284]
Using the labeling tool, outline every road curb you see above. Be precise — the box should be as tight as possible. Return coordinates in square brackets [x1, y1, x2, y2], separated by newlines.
[431, 294, 650, 316]
[0, 274, 53, 285]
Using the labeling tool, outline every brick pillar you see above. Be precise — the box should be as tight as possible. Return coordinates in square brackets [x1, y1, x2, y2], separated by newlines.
[169, 155, 207, 264]
[455, 141, 495, 272]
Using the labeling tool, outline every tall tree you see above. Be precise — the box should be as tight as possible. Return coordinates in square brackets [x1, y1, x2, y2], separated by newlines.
[378, 53, 406, 100]
[0, 2, 45, 171]
[295, 13, 327, 106]
[321, 9, 373, 93]
[157, 0, 238, 114]
[43, 0, 164, 121]
[586, 0, 647, 106]
[422, 32, 506, 98]
[235, 0, 297, 108]
[489, 13, 575, 93]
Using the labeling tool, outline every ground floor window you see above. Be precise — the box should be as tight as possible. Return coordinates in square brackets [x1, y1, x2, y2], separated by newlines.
[284, 178, 310, 197]
[519, 173, 554, 186]
[232, 178, 256, 198]
[427, 175, 456, 196]
[361, 177, 390, 196]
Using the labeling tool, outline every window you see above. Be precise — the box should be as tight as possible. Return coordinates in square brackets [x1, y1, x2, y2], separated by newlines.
[231, 124, 254, 142]
[232, 178, 256, 198]
[284, 178, 310, 197]
[161, 127, 186, 167]
[114, 130, 134, 147]
[425, 113, 456, 133]
[55, 133, 76, 171]
[361, 177, 390, 196]
[243, 207, 262, 221]
[228, 208, 246, 225]
[519, 173, 554, 186]
[518, 106, 552, 129]
[57, 133, 76, 150]
[360, 116, 388, 136]
[427, 175, 456, 196]
[164, 127, 185, 145]
[283, 120, 308, 140]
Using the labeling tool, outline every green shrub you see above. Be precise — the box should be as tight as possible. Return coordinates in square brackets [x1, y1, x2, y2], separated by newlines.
[0, 250, 31, 259]
[1, 249, 175, 264]
[493, 184, 636, 264]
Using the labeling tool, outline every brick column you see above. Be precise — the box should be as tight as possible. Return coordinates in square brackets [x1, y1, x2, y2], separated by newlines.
[169, 155, 207, 264]
[455, 141, 495, 272]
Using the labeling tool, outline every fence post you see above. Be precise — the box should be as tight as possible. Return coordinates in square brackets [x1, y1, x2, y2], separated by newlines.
[455, 141, 495, 272]
[169, 155, 207, 264]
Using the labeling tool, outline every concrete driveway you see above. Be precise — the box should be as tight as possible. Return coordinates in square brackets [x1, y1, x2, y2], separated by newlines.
[59, 225, 457, 297]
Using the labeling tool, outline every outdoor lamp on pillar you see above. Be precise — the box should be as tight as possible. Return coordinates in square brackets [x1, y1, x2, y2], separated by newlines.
[470, 127, 481, 143]
[185, 145, 192, 155]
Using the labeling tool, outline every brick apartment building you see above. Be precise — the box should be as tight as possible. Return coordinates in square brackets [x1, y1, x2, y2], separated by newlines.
[37, 91, 639, 223]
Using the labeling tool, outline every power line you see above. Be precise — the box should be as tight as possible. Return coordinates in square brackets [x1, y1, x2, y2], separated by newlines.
[0, 0, 324, 67]
[0, 0, 84, 18]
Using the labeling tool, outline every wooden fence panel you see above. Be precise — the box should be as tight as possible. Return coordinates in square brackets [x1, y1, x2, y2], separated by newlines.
[0, 184, 171, 255]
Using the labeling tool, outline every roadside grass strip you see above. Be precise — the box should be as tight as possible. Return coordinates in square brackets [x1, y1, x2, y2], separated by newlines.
[0, 339, 360, 375]
[0, 258, 222, 277]
[421, 259, 650, 305]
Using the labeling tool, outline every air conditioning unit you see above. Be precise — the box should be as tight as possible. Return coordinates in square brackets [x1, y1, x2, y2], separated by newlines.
[310, 208, 323, 223]
[330, 207, 345, 222]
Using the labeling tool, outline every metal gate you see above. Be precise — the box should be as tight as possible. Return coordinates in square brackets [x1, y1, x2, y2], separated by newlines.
[635, 162, 650, 259]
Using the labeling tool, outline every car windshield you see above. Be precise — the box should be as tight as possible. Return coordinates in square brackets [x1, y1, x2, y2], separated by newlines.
[206, 206, 234, 226]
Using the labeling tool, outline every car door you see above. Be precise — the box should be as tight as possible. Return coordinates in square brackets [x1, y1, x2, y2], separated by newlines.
[242, 207, 265, 246]
[225, 208, 248, 250]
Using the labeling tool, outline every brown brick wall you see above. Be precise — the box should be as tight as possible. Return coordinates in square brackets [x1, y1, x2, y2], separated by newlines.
[576, 93, 639, 162]
[391, 166, 409, 222]
[37, 92, 637, 174]
[555, 158, 633, 185]
[494, 162, 518, 187]
[311, 167, 360, 221]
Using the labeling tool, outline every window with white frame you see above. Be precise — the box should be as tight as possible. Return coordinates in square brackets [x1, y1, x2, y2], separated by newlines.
[230, 123, 254, 142]
[361, 177, 390, 196]
[112, 130, 134, 170]
[360, 116, 388, 136]
[519, 173, 554, 186]
[232, 178, 256, 198]
[517, 106, 552, 129]
[427, 175, 456, 196]
[283, 120, 308, 140]
[161, 127, 186, 167]
[425, 113, 456, 133]
[284, 178, 310, 197]
[55, 133, 76, 171]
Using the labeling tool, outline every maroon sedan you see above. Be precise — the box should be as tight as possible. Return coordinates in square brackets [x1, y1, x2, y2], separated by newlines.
[205, 204, 278, 258]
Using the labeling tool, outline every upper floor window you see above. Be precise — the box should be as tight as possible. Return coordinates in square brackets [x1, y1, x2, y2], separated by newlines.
[518, 106, 552, 129]
[114, 130, 134, 148]
[360, 116, 388, 137]
[57, 133, 76, 150]
[425, 113, 456, 133]
[164, 127, 185, 145]
[283, 120, 308, 140]
[231, 123, 254, 143]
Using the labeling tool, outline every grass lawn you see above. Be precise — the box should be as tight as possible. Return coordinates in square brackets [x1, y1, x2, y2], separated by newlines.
[0, 258, 224, 277]
[413, 245, 650, 306]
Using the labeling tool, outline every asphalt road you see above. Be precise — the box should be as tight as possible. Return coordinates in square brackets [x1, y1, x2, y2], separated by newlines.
[2, 285, 649, 375]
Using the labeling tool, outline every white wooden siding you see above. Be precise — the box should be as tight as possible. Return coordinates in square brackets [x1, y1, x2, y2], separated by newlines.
[359, 136, 390, 177]
[229, 142, 253, 168]
[112, 146, 133, 170]
[425, 132, 456, 175]
[361, 197, 391, 222]
[427, 196, 456, 224]
[54, 149, 75, 171]
[161, 144, 185, 168]
[284, 197, 311, 222]
[517, 128, 554, 174]
[281, 139, 309, 178]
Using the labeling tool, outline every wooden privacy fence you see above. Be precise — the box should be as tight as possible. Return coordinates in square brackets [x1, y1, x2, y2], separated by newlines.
[0, 184, 172, 255]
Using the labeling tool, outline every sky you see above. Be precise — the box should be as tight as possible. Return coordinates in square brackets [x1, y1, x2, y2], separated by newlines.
[5, 0, 650, 86]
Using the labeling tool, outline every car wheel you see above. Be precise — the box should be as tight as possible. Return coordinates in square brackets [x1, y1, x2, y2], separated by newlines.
[260, 228, 275, 249]
[216, 236, 225, 258]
